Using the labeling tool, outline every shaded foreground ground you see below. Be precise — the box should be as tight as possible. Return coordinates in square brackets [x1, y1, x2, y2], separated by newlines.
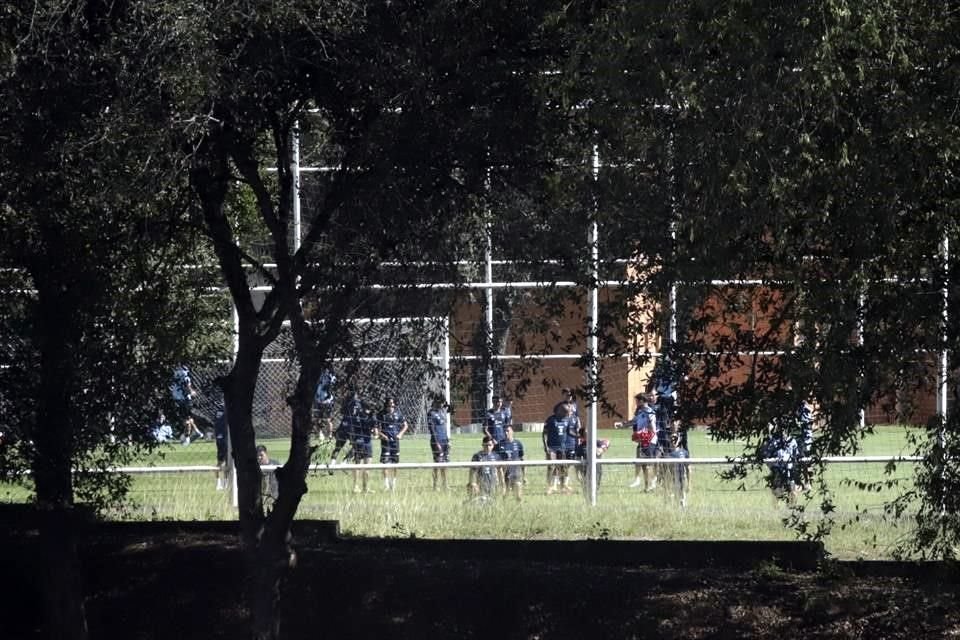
[6, 528, 960, 639]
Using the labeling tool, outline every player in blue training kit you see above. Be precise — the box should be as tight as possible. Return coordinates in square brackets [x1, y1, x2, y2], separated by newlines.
[543, 402, 576, 494]
[762, 417, 800, 501]
[328, 389, 361, 473]
[350, 403, 376, 493]
[427, 398, 451, 490]
[629, 393, 659, 491]
[313, 369, 336, 438]
[484, 395, 510, 451]
[468, 436, 500, 500]
[170, 365, 204, 444]
[498, 425, 525, 501]
[795, 399, 815, 490]
[376, 397, 408, 491]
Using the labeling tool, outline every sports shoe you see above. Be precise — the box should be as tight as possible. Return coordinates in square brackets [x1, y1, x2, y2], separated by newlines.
[680, 496, 687, 508]
[181, 436, 190, 446]
[353, 485, 362, 493]
[629, 478, 642, 488]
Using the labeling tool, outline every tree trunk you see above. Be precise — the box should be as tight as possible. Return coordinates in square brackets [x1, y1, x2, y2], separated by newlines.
[38, 508, 88, 640]
[248, 368, 315, 640]
[32, 277, 88, 640]
[222, 346, 267, 550]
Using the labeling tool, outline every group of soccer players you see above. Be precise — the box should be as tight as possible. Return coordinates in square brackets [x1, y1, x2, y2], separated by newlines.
[324, 388, 411, 493]
[320, 386, 613, 500]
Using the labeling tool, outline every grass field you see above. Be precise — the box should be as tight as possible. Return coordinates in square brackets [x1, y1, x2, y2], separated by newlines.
[0, 425, 928, 560]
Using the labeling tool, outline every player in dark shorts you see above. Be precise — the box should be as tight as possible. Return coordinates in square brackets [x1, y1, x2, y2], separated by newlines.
[484, 395, 510, 451]
[543, 402, 572, 494]
[498, 425, 525, 501]
[376, 397, 408, 491]
[426, 398, 451, 490]
[328, 389, 361, 473]
[468, 436, 500, 500]
[350, 404, 376, 493]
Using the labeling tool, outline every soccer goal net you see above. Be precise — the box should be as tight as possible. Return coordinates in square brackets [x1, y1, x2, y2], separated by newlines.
[186, 317, 449, 440]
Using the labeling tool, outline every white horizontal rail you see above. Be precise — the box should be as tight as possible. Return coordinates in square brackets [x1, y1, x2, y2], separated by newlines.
[106, 455, 922, 475]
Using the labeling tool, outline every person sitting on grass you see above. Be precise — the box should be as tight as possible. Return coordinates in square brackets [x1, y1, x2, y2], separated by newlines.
[468, 436, 500, 501]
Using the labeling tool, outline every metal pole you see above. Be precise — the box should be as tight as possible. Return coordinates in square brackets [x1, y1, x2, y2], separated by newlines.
[292, 121, 302, 252]
[485, 219, 494, 409]
[858, 287, 866, 429]
[939, 234, 949, 419]
[231, 301, 240, 509]
[586, 146, 601, 506]
[444, 316, 452, 441]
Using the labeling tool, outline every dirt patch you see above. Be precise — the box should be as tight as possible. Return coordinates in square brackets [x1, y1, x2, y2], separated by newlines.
[6, 530, 960, 639]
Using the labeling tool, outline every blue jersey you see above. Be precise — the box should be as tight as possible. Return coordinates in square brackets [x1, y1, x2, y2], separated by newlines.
[170, 366, 192, 402]
[427, 408, 449, 445]
[314, 370, 336, 406]
[378, 409, 406, 441]
[544, 415, 569, 449]
[499, 439, 524, 462]
[485, 407, 509, 442]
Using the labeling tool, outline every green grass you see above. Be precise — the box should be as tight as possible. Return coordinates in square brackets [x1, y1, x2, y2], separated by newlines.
[1, 425, 931, 559]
